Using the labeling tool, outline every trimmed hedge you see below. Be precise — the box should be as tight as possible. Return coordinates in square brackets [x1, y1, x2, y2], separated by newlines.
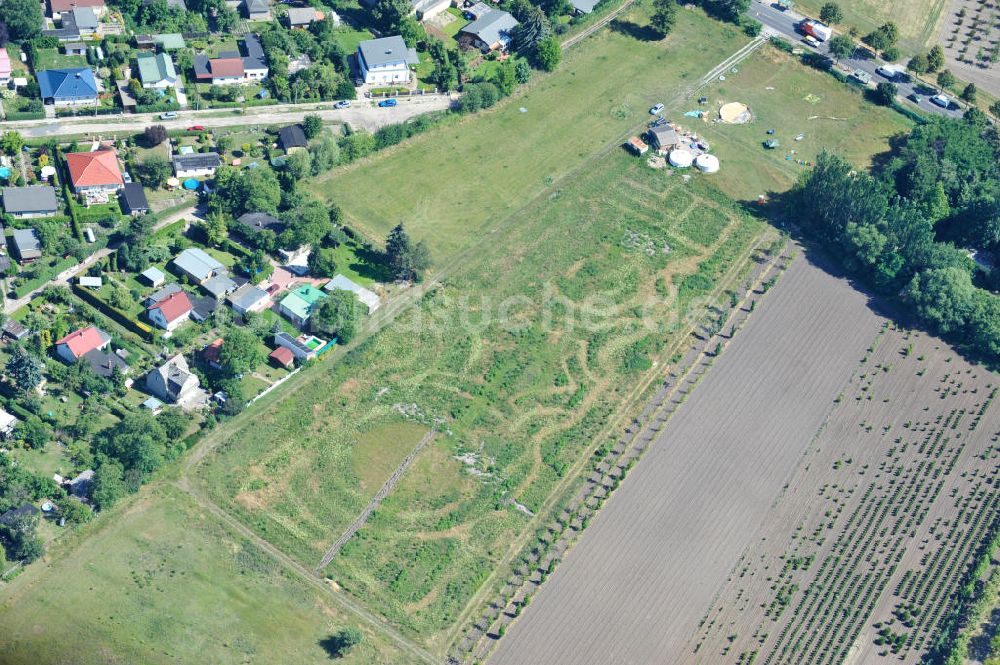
[5, 111, 46, 121]
[199, 98, 279, 109]
[770, 36, 795, 53]
[71, 284, 156, 341]
[152, 219, 186, 240]
[13, 257, 77, 299]
[134, 100, 181, 114]
[55, 106, 122, 117]
[221, 237, 251, 258]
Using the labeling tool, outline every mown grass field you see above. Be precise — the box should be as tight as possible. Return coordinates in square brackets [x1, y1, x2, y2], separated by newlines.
[791, 0, 946, 53]
[313, 5, 751, 258]
[691, 47, 913, 200]
[0, 487, 417, 665]
[199, 147, 769, 647]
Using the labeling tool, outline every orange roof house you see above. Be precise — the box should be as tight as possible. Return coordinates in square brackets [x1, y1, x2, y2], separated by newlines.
[56, 326, 110, 363]
[65, 150, 124, 194]
[269, 346, 294, 368]
[147, 290, 193, 331]
[203, 338, 223, 369]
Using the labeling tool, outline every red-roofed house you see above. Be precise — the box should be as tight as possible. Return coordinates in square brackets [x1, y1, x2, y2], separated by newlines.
[65, 150, 124, 195]
[269, 346, 294, 368]
[56, 325, 111, 363]
[148, 291, 193, 331]
[203, 338, 223, 369]
[48, 0, 106, 18]
[193, 55, 244, 85]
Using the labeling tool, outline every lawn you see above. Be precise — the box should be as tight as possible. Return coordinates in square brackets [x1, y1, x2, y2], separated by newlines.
[0, 486, 419, 665]
[8, 441, 73, 480]
[688, 46, 914, 201]
[313, 6, 753, 258]
[32, 48, 87, 70]
[329, 239, 392, 287]
[792, 0, 946, 53]
[333, 24, 375, 56]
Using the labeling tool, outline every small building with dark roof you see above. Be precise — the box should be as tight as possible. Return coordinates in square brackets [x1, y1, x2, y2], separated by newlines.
[11, 228, 42, 262]
[3, 319, 29, 341]
[172, 152, 221, 178]
[278, 124, 308, 153]
[236, 211, 285, 237]
[2, 186, 59, 218]
[119, 182, 150, 216]
[83, 348, 130, 379]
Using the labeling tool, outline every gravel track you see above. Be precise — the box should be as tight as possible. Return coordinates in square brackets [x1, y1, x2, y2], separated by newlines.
[489, 250, 885, 665]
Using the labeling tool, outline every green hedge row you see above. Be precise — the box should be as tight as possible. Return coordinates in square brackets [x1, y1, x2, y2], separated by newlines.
[55, 106, 122, 117]
[134, 100, 181, 114]
[5, 111, 45, 121]
[71, 284, 156, 342]
[12, 257, 77, 299]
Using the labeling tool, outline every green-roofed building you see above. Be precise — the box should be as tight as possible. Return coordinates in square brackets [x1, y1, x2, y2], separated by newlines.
[136, 52, 178, 89]
[278, 284, 327, 328]
[154, 33, 187, 50]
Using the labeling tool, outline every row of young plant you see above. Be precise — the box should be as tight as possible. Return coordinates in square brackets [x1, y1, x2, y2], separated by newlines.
[761, 351, 998, 663]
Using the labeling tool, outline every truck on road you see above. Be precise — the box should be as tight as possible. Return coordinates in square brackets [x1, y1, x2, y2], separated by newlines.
[802, 20, 832, 42]
[875, 64, 906, 80]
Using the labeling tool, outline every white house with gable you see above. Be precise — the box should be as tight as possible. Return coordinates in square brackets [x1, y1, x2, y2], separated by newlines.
[356, 36, 419, 85]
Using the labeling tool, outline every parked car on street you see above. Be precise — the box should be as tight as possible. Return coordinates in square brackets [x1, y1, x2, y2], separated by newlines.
[802, 35, 819, 48]
[160, 111, 178, 120]
[931, 94, 951, 108]
[907, 93, 922, 104]
[851, 69, 872, 84]
[378, 99, 398, 107]
[187, 125, 205, 131]
[334, 100, 351, 109]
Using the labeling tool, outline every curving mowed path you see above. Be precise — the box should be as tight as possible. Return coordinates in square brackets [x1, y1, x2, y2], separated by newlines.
[489, 251, 884, 665]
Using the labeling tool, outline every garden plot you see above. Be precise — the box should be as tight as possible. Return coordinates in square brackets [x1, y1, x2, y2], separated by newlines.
[685, 321, 1000, 665]
[488, 249, 886, 665]
[195, 151, 770, 647]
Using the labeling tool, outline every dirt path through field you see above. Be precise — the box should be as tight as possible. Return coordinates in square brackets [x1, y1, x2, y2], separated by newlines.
[489, 249, 885, 664]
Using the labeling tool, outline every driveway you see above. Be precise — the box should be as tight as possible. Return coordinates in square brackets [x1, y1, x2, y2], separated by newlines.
[750, 0, 965, 119]
[7, 94, 457, 140]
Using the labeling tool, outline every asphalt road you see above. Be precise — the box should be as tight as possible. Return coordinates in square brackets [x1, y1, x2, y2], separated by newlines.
[750, 0, 964, 119]
[5, 94, 456, 139]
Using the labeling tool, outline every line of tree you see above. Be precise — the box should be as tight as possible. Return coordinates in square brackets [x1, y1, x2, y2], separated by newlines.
[783, 112, 1000, 362]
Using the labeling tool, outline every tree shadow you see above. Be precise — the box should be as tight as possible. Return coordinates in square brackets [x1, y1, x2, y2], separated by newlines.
[349, 244, 394, 283]
[968, 607, 1000, 660]
[317, 636, 345, 659]
[608, 19, 662, 42]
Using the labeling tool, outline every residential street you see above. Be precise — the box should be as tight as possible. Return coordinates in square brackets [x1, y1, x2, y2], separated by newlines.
[750, 0, 964, 119]
[5, 94, 456, 139]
